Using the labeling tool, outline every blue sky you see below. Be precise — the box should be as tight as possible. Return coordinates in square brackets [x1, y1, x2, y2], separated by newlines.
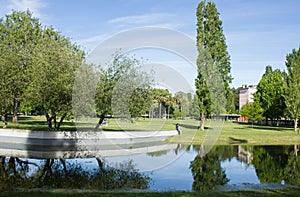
[1, 0, 300, 88]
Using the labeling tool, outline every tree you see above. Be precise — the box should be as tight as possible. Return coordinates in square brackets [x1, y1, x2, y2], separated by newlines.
[0, 10, 43, 125]
[95, 53, 152, 129]
[150, 88, 172, 119]
[284, 47, 300, 133]
[165, 94, 175, 119]
[24, 27, 85, 130]
[240, 102, 264, 125]
[196, 1, 233, 114]
[174, 91, 189, 118]
[254, 65, 286, 125]
[189, 94, 200, 119]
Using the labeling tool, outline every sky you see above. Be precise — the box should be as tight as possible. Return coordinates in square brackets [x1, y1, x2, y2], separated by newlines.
[1, 0, 300, 89]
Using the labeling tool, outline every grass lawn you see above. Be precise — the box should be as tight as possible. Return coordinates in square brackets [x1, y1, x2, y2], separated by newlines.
[168, 120, 300, 145]
[1, 187, 300, 197]
[1, 115, 300, 145]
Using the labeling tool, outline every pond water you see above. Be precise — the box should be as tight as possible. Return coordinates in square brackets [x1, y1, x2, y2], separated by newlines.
[1, 142, 299, 192]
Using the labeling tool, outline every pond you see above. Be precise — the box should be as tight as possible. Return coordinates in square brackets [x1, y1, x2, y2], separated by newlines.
[1, 135, 300, 192]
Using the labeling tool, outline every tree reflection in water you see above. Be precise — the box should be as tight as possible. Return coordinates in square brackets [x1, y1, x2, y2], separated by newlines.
[252, 145, 300, 186]
[0, 157, 150, 192]
[189, 145, 229, 191]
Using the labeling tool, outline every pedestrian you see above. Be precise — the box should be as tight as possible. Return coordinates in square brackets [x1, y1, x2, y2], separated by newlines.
[176, 123, 182, 135]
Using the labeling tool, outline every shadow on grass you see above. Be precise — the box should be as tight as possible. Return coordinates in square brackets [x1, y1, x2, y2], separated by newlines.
[179, 123, 210, 130]
[228, 137, 248, 144]
[235, 122, 286, 131]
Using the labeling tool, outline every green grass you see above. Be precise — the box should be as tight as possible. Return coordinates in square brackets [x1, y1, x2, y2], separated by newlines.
[1, 187, 300, 197]
[169, 120, 300, 145]
[1, 115, 300, 145]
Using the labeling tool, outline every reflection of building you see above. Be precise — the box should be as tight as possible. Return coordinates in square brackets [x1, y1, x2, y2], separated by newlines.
[239, 85, 257, 110]
[237, 145, 253, 164]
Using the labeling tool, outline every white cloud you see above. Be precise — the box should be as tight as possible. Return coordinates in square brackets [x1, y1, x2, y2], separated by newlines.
[108, 13, 175, 25]
[77, 34, 109, 53]
[6, 0, 46, 18]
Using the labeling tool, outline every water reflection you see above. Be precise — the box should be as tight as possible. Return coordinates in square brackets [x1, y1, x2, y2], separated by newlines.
[1, 144, 300, 191]
[190, 145, 231, 191]
[0, 157, 150, 192]
[252, 145, 300, 186]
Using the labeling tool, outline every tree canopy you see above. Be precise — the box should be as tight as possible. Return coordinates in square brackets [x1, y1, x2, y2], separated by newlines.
[254, 65, 286, 123]
[0, 10, 85, 130]
[195, 1, 231, 130]
[284, 46, 300, 132]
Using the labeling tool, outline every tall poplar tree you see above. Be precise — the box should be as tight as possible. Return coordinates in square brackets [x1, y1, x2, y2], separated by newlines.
[195, 1, 233, 127]
[284, 47, 300, 133]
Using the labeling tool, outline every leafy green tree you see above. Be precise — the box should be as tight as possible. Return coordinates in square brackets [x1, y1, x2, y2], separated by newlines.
[95, 53, 152, 129]
[24, 27, 85, 130]
[254, 66, 286, 125]
[0, 23, 11, 128]
[189, 94, 200, 119]
[150, 88, 172, 118]
[226, 88, 235, 113]
[195, 50, 212, 130]
[240, 102, 263, 124]
[174, 91, 189, 118]
[0, 10, 42, 125]
[165, 94, 175, 119]
[232, 87, 240, 113]
[196, 1, 233, 114]
[284, 47, 300, 132]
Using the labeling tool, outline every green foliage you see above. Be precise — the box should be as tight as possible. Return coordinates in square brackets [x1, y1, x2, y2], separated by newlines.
[240, 102, 264, 121]
[149, 88, 173, 118]
[0, 10, 43, 124]
[284, 148, 300, 186]
[196, 1, 233, 113]
[189, 94, 200, 118]
[174, 91, 189, 118]
[24, 27, 84, 130]
[254, 65, 286, 120]
[190, 151, 229, 191]
[284, 46, 300, 132]
[195, 50, 212, 118]
[95, 52, 152, 121]
[252, 146, 287, 183]
[252, 145, 300, 186]
[0, 10, 84, 130]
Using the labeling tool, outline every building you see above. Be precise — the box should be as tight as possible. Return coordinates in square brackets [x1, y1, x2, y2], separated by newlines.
[239, 85, 257, 110]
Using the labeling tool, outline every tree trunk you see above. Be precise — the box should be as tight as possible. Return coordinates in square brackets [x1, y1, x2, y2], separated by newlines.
[46, 114, 53, 130]
[294, 144, 299, 156]
[167, 106, 170, 119]
[60, 159, 67, 174]
[1, 113, 8, 129]
[200, 112, 205, 131]
[96, 158, 105, 172]
[159, 102, 162, 118]
[56, 114, 66, 131]
[53, 115, 57, 130]
[95, 112, 106, 130]
[12, 98, 18, 124]
[8, 157, 16, 176]
[294, 118, 299, 133]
